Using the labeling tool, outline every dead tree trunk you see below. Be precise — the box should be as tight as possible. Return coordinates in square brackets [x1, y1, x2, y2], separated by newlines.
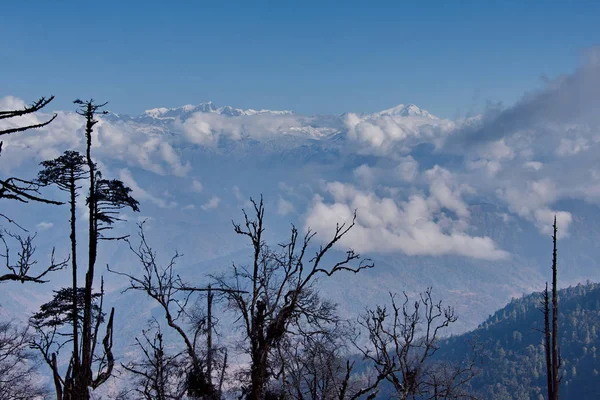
[543, 283, 552, 400]
[207, 284, 213, 384]
[69, 171, 80, 384]
[551, 217, 560, 400]
[542, 216, 560, 400]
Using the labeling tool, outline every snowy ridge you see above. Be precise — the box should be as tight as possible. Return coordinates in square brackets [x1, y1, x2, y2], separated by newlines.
[142, 101, 294, 120]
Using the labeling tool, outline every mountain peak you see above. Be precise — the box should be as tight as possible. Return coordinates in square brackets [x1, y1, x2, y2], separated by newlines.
[371, 103, 437, 119]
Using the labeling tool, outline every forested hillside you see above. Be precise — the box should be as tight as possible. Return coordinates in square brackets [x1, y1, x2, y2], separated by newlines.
[437, 282, 600, 399]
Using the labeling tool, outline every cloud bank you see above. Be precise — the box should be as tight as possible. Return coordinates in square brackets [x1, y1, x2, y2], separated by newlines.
[3, 49, 599, 259]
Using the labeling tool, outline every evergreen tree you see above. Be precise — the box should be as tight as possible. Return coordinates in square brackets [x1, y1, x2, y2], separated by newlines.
[31, 99, 139, 399]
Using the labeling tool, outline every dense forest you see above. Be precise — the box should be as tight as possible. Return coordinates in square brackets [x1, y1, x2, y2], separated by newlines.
[437, 282, 600, 399]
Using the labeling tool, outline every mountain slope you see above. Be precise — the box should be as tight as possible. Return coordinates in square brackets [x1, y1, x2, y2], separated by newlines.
[437, 282, 600, 399]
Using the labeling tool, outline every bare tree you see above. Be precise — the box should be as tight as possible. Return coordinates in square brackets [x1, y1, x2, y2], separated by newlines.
[109, 223, 231, 399]
[0, 96, 61, 210]
[0, 320, 48, 399]
[121, 318, 188, 400]
[0, 230, 67, 284]
[271, 323, 374, 400]
[214, 197, 373, 400]
[355, 288, 478, 400]
[0, 96, 65, 400]
[0, 96, 56, 136]
[550, 218, 560, 400]
[0, 137, 68, 286]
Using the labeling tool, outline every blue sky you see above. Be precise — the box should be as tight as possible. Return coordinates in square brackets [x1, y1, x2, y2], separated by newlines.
[1, 0, 598, 118]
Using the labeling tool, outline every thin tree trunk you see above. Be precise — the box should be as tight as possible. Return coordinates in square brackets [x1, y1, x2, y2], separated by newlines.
[543, 283, 553, 400]
[79, 103, 97, 400]
[218, 349, 227, 399]
[207, 284, 213, 384]
[69, 173, 79, 399]
[51, 353, 63, 400]
[551, 217, 559, 400]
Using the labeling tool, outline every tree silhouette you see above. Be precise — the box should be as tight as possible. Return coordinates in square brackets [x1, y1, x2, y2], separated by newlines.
[0, 96, 61, 226]
[271, 323, 373, 399]
[0, 320, 49, 399]
[0, 230, 67, 283]
[0, 95, 66, 399]
[120, 319, 188, 400]
[0, 96, 56, 136]
[355, 288, 479, 399]
[38, 150, 88, 374]
[214, 197, 373, 400]
[109, 222, 232, 399]
[542, 217, 561, 400]
[31, 99, 139, 399]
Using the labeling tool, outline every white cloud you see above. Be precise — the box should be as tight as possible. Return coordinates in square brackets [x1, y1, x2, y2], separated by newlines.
[483, 139, 515, 160]
[305, 180, 507, 260]
[353, 164, 377, 186]
[159, 142, 191, 176]
[465, 139, 515, 176]
[191, 179, 203, 193]
[232, 185, 243, 201]
[36, 222, 54, 231]
[344, 112, 453, 156]
[201, 196, 220, 211]
[4, 53, 599, 248]
[501, 178, 571, 237]
[232, 186, 253, 208]
[96, 121, 190, 176]
[447, 48, 600, 148]
[424, 50, 599, 238]
[276, 196, 295, 216]
[533, 208, 572, 238]
[434, 51, 600, 237]
[0, 98, 191, 177]
[181, 112, 303, 147]
[0, 107, 82, 172]
[395, 156, 419, 182]
[119, 168, 176, 209]
[466, 159, 502, 176]
[424, 166, 473, 218]
[524, 161, 543, 171]
[353, 157, 419, 187]
[556, 137, 589, 156]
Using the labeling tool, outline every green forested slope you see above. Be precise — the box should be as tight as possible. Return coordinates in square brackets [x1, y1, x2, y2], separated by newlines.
[437, 282, 600, 399]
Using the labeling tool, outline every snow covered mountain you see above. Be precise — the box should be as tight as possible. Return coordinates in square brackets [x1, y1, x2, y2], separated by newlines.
[142, 101, 294, 120]
[367, 103, 438, 119]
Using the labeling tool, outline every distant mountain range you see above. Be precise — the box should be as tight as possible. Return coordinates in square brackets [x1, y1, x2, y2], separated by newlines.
[1, 96, 599, 397]
[139, 101, 436, 120]
[142, 101, 294, 119]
